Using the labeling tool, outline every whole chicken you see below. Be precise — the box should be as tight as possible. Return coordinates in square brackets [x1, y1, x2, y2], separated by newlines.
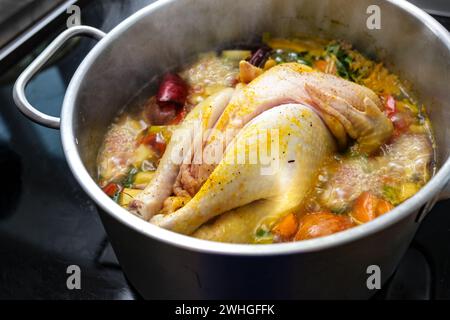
[130, 63, 393, 236]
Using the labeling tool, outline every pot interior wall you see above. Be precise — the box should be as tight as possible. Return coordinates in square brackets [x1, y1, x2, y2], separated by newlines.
[71, 0, 450, 180]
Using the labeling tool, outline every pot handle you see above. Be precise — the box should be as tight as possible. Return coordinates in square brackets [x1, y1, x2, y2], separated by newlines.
[13, 26, 105, 129]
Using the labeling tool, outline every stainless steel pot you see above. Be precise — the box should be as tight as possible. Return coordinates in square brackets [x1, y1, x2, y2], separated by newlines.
[13, 0, 450, 299]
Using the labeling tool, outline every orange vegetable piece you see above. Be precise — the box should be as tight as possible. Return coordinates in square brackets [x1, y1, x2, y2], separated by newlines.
[141, 132, 167, 155]
[170, 109, 187, 125]
[102, 183, 121, 197]
[350, 192, 394, 224]
[239, 60, 263, 83]
[313, 60, 328, 72]
[294, 212, 353, 241]
[272, 213, 299, 240]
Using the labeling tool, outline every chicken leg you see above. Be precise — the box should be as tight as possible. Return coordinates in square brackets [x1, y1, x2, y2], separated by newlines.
[150, 103, 336, 234]
[129, 88, 234, 219]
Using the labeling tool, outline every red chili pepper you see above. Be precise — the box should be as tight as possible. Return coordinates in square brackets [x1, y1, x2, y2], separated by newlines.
[141, 132, 166, 155]
[390, 113, 411, 138]
[169, 108, 187, 125]
[102, 183, 121, 197]
[384, 95, 396, 118]
[156, 73, 188, 106]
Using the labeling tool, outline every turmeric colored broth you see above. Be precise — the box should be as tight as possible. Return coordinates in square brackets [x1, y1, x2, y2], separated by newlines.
[96, 36, 435, 244]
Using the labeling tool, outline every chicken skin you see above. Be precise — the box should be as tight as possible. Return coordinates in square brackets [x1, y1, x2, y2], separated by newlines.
[129, 88, 234, 220]
[130, 62, 393, 234]
[150, 104, 336, 234]
[176, 63, 393, 199]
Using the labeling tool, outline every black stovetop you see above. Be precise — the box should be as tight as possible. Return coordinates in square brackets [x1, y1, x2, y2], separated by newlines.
[0, 0, 449, 300]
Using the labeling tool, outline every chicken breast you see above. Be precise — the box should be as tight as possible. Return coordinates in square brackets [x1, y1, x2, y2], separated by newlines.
[177, 63, 393, 197]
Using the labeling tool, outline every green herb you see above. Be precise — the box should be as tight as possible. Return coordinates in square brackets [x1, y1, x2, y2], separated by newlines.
[325, 42, 354, 80]
[256, 228, 271, 238]
[254, 227, 274, 244]
[112, 191, 121, 203]
[382, 185, 401, 205]
[123, 167, 139, 188]
[270, 49, 312, 66]
[331, 206, 348, 215]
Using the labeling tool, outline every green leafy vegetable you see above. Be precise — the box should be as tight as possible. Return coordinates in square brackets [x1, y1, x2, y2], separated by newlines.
[254, 227, 273, 244]
[123, 167, 139, 188]
[382, 185, 401, 205]
[271, 49, 313, 66]
[325, 42, 353, 80]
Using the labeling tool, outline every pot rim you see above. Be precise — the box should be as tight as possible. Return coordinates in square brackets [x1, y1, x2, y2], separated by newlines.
[61, 0, 450, 256]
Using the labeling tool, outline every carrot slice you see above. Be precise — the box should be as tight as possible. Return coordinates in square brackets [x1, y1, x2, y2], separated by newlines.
[350, 192, 394, 224]
[272, 213, 299, 240]
[314, 60, 328, 72]
[294, 212, 353, 241]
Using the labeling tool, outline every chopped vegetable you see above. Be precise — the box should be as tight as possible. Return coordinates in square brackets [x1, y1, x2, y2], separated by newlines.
[271, 49, 313, 66]
[254, 227, 273, 244]
[325, 42, 353, 79]
[239, 60, 263, 83]
[272, 213, 299, 240]
[132, 144, 157, 169]
[294, 212, 353, 241]
[389, 112, 413, 138]
[118, 188, 142, 207]
[350, 192, 393, 224]
[133, 171, 155, 188]
[123, 167, 139, 188]
[147, 125, 175, 142]
[221, 50, 252, 61]
[313, 59, 328, 72]
[362, 63, 400, 95]
[248, 46, 272, 68]
[143, 97, 178, 125]
[156, 73, 188, 106]
[263, 58, 276, 70]
[140, 132, 167, 155]
[169, 109, 186, 125]
[382, 185, 400, 205]
[265, 38, 325, 55]
[384, 95, 396, 118]
[399, 182, 420, 201]
[102, 183, 122, 198]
